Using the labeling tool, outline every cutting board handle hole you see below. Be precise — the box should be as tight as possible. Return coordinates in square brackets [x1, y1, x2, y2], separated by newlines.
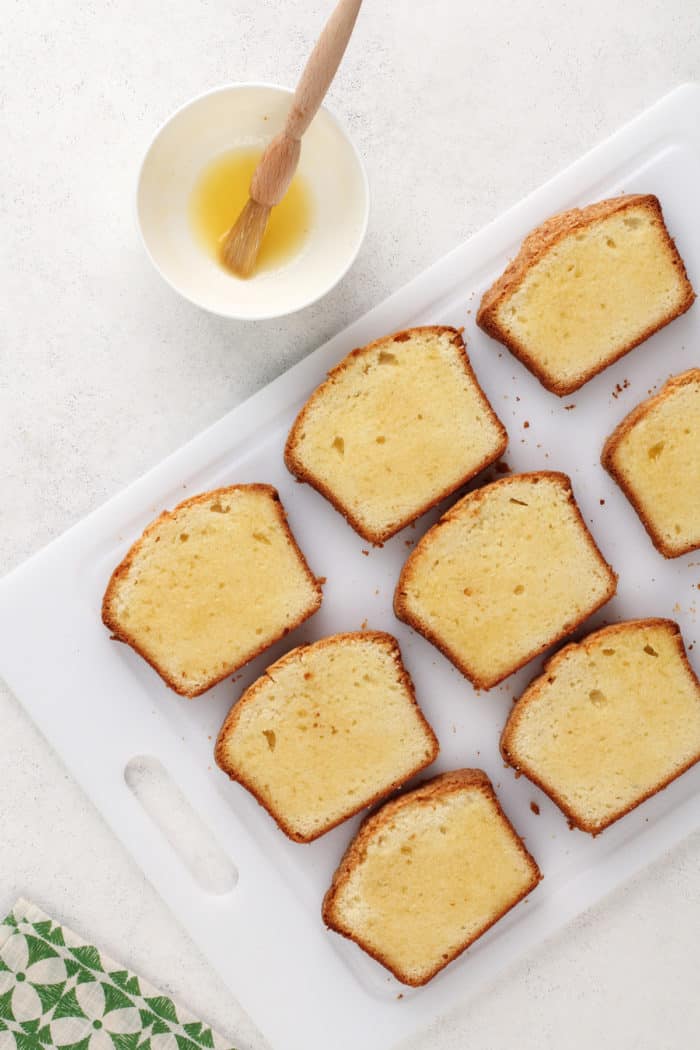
[124, 755, 238, 895]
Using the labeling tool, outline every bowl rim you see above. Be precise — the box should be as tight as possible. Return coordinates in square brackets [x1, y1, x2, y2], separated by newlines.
[135, 80, 370, 321]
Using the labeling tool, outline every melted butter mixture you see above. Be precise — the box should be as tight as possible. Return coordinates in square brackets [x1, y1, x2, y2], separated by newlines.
[189, 147, 313, 274]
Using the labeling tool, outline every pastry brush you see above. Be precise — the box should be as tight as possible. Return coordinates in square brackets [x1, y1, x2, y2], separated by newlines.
[222, 0, 362, 278]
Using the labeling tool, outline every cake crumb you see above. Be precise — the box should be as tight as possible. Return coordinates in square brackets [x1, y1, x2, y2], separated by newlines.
[523, 420, 530, 429]
[361, 549, 369, 556]
[530, 801, 540, 815]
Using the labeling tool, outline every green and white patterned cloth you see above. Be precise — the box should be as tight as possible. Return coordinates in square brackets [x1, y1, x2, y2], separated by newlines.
[0, 900, 235, 1050]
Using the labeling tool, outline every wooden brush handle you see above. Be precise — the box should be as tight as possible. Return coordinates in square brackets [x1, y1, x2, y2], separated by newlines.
[285, 0, 363, 141]
[250, 0, 362, 207]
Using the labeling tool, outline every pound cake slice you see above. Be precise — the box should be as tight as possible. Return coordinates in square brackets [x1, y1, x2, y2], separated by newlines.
[395, 472, 617, 690]
[322, 769, 541, 986]
[501, 620, 700, 834]
[102, 485, 322, 697]
[284, 326, 507, 544]
[215, 632, 438, 842]
[477, 195, 695, 395]
[602, 368, 700, 557]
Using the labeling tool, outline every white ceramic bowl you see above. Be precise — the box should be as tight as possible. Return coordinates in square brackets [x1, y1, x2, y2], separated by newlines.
[137, 83, 369, 320]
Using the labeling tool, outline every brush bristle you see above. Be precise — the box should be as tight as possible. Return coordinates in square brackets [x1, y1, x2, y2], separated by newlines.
[221, 199, 272, 278]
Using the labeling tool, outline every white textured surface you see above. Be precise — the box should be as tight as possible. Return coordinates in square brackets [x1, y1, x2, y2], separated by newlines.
[1, 2, 699, 1048]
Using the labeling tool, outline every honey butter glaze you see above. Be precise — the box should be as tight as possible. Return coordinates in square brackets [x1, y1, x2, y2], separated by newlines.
[189, 147, 313, 274]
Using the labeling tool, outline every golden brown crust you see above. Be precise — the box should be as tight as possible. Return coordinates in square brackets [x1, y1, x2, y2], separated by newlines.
[284, 326, 508, 544]
[477, 195, 696, 396]
[214, 631, 439, 842]
[102, 484, 323, 698]
[322, 768, 542, 986]
[478, 197, 640, 323]
[500, 619, 700, 834]
[394, 472, 618, 690]
[601, 369, 700, 558]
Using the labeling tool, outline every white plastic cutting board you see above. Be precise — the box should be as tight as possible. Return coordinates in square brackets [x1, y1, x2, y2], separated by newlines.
[1, 84, 699, 1050]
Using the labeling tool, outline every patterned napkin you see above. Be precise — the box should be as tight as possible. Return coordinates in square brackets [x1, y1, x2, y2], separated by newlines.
[0, 900, 235, 1050]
